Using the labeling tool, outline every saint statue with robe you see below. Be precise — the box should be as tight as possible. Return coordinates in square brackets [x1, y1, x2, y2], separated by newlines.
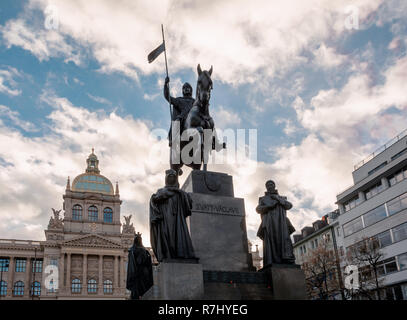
[256, 180, 296, 267]
[126, 233, 153, 300]
[149, 169, 196, 262]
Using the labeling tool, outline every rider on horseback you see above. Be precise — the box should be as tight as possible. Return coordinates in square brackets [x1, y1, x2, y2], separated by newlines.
[163, 76, 195, 146]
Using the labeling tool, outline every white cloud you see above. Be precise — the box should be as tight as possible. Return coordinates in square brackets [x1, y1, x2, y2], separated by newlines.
[87, 93, 111, 105]
[268, 55, 407, 222]
[0, 105, 37, 132]
[0, 67, 22, 96]
[313, 44, 346, 68]
[1, 0, 383, 84]
[0, 18, 81, 65]
[0, 95, 170, 242]
[212, 105, 242, 129]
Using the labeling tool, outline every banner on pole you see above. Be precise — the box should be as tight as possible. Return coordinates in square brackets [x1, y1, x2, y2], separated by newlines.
[147, 42, 165, 63]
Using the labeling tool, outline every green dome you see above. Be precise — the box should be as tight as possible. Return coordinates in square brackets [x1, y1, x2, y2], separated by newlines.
[72, 173, 114, 195]
[70, 149, 114, 195]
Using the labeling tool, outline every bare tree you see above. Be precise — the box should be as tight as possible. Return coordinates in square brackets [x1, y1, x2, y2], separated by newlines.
[302, 243, 343, 300]
[346, 236, 384, 300]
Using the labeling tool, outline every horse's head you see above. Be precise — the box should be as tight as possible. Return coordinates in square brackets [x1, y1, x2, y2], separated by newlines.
[196, 64, 213, 106]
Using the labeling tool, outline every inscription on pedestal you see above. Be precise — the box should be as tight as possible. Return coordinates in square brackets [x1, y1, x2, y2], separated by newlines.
[183, 171, 252, 272]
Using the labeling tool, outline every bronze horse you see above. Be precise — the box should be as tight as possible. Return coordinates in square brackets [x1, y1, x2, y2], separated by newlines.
[170, 64, 225, 175]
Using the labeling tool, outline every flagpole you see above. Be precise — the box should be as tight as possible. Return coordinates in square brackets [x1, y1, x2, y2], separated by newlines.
[161, 24, 172, 119]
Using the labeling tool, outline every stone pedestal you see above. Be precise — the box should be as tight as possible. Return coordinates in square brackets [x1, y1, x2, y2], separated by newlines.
[262, 264, 307, 300]
[142, 261, 204, 300]
[182, 170, 252, 272]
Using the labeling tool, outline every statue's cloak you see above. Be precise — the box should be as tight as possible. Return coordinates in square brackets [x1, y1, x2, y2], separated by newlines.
[149, 187, 196, 261]
[126, 245, 153, 299]
[256, 192, 295, 266]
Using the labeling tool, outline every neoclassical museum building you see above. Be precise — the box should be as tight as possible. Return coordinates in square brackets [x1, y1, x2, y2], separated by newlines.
[0, 150, 143, 300]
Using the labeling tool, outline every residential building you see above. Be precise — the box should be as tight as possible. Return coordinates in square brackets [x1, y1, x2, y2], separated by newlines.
[293, 212, 344, 299]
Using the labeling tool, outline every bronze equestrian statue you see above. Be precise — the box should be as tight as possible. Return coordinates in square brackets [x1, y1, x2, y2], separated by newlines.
[168, 64, 225, 176]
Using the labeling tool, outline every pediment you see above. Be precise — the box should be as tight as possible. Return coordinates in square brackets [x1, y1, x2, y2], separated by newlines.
[63, 234, 123, 248]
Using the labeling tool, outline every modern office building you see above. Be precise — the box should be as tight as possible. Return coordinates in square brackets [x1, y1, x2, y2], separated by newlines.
[336, 129, 407, 300]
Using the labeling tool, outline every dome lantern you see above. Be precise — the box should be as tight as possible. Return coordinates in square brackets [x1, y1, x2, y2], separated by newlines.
[86, 148, 100, 174]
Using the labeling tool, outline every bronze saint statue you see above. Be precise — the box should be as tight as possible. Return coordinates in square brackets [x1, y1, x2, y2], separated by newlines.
[126, 233, 153, 300]
[256, 180, 296, 267]
[149, 169, 196, 261]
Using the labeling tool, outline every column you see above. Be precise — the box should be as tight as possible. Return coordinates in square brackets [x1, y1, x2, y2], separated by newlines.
[66, 253, 71, 288]
[82, 254, 87, 294]
[58, 253, 65, 295]
[113, 255, 119, 291]
[120, 256, 125, 292]
[6, 256, 14, 297]
[98, 255, 103, 295]
[24, 258, 32, 297]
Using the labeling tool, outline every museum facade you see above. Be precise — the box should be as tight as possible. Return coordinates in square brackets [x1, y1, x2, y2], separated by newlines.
[0, 150, 140, 299]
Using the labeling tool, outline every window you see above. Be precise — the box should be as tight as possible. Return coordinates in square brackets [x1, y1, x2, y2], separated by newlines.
[13, 281, 24, 296]
[104, 280, 113, 294]
[376, 230, 392, 248]
[15, 258, 26, 272]
[31, 281, 41, 297]
[368, 161, 387, 176]
[393, 222, 407, 243]
[387, 193, 407, 216]
[88, 279, 97, 293]
[398, 253, 407, 271]
[336, 227, 341, 237]
[0, 281, 6, 296]
[391, 148, 407, 161]
[365, 181, 383, 200]
[363, 204, 387, 227]
[32, 260, 43, 273]
[344, 195, 360, 212]
[378, 258, 398, 275]
[72, 204, 83, 221]
[0, 258, 9, 272]
[88, 205, 98, 221]
[103, 207, 113, 223]
[343, 217, 363, 237]
[388, 167, 407, 186]
[49, 258, 58, 266]
[71, 279, 81, 293]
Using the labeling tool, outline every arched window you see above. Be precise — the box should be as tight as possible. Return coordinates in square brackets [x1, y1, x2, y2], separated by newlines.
[88, 279, 97, 293]
[13, 281, 24, 296]
[103, 207, 113, 223]
[0, 280, 7, 296]
[31, 281, 41, 297]
[71, 278, 81, 293]
[88, 205, 98, 221]
[72, 205, 83, 221]
[103, 280, 113, 294]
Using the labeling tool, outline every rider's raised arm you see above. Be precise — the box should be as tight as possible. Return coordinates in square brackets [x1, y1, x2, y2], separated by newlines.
[164, 76, 175, 103]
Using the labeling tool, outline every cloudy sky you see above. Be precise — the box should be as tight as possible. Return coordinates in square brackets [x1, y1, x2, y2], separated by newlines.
[0, 0, 406, 249]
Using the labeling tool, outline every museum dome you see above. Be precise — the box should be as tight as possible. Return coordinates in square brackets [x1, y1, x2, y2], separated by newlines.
[71, 149, 114, 195]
